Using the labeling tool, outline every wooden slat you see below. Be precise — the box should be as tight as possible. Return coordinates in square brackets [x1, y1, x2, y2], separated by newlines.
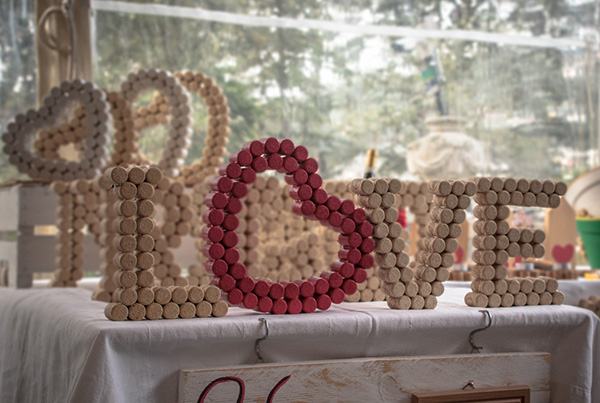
[179, 353, 550, 403]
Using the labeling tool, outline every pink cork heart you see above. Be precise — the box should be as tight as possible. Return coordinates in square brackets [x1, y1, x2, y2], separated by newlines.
[455, 246, 464, 264]
[552, 244, 574, 263]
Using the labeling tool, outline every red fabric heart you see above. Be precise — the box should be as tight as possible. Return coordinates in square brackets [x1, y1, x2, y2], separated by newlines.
[552, 244, 574, 263]
[204, 138, 372, 314]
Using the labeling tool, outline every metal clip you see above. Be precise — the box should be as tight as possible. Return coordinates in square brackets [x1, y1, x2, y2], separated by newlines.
[469, 310, 492, 353]
[255, 318, 269, 363]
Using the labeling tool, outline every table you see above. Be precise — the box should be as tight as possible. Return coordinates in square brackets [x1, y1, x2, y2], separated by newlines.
[1, 285, 599, 402]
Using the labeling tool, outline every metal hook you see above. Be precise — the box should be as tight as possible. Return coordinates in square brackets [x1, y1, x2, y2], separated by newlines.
[462, 380, 475, 390]
[255, 318, 269, 363]
[469, 310, 492, 353]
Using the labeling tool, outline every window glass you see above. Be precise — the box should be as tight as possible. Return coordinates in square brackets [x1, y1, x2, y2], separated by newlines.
[92, 0, 600, 183]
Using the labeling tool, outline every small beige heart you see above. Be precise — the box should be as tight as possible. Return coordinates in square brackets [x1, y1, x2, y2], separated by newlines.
[2, 79, 111, 181]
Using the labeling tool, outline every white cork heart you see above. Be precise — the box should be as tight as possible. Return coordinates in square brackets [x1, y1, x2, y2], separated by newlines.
[120, 69, 193, 179]
[1, 79, 111, 181]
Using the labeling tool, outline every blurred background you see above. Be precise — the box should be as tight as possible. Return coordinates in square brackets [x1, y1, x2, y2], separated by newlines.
[1, 0, 598, 183]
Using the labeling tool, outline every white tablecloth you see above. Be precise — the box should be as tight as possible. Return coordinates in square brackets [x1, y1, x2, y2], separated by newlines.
[0, 286, 599, 403]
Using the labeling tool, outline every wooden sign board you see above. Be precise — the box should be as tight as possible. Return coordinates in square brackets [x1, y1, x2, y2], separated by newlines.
[545, 198, 576, 269]
[179, 353, 550, 403]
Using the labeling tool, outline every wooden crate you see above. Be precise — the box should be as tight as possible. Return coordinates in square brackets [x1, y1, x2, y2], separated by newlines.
[0, 181, 102, 288]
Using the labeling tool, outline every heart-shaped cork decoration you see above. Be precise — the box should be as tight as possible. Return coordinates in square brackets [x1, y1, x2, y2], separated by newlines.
[552, 244, 574, 264]
[120, 69, 193, 178]
[2, 79, 112, 181]
[203, 138, 374, 314]
[140, 70, 232, 186]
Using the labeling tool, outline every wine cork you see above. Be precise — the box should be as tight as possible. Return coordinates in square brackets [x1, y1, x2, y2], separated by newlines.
[360, 289, 374, 302]
[372, 179, 388, 195]
[416, 265, 436, 282]
[444, 238, 458, 253]
[506, 279, 520, 294]
[496, 235, 509, 250]
[196, 301, 213, 317]
[488, 293, 501, 308]
[179, 302, 197, 319]
[108, 166, 129, 184]
[388, 295, 411, 310]
[430, 180, 452, 196]
[431, 281, 444, 296]
[367, 208, 385, 224]
[145, 167, 163, 185]
[510, 191, 523, 205]
[202, 285, 221, 303]
[431, 207, 454, 224]
[527, 292, 540, 306]
[410, 296, 425, 310]
[474, 220, 497, 236]
[474, 205, 497, 220]
[539, 292, 553, 305]
[145, 303, 163, 320]
[503, 178, 517, 192]
[496, 190, 510, 205]
[532, 278, 546, 294]
[474, 190, 497, 205]
[404, 281, 418, 297]
[552, 291, 565, 305]
[473, 250, 496, 266]
[351, 179, 374, 195]
[501, 293, 514, 307]
[382, 281, 405, 298]
[128, 303, 146, 321]
[548, 194, 561, 208]
[520, 243, 533, 258]
[529, 179, 543, 194]
[136, 287, 154, 305]
[424, 295, 437, 309]
[514, 292, 527, 306]
[506, 243, 520, 257]
[517, 278, 534, 294]
[473, 235, 496, 250]
[472, 265, 495, 281]
[380, 193, 396, 209]
[452, 209, 467, 224]
[375, 238, 392, 254]
[471, 280, 495, 296]
[473, 177, 491, 192]
[114, 270, 137, 288]
[494, 279, 508, 295]
[359, 193, 382, 209]
[163, 302, 180, 319]
[153, 286, 171, 304]
[186, 285, 205, 303]
[436, 194, 458, 209]
[379, 267, 401, 283]
[554, 182, 567, 196]
[495, 250, 509, 265]
[428, 222, 449, 238]
[543, 277, 559, 293]
[211, 300, 229, 317]
[105, 302, 128, 321]
[465, 292, 488, 308]
[114, 287, 138, 306]
[532, 229, 546, 244]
